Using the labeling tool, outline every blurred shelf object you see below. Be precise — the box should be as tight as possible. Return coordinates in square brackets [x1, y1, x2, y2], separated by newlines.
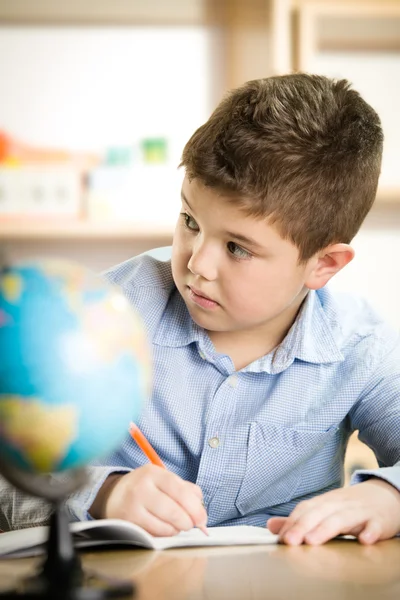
[0, 166, 82, 218]
[0, 219, 174, 241]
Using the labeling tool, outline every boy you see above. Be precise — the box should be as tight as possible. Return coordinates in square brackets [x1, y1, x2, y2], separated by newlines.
[2, 74, 400, 545]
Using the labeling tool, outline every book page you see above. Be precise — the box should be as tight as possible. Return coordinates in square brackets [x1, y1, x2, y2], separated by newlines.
[154, 526, 279, 550]
[72, 521, 279, 550]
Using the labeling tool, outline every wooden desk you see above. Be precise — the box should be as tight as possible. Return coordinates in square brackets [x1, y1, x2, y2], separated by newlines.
[1, 539, 400, 599]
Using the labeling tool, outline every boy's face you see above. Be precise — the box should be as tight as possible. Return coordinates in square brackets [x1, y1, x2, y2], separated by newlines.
[171, 177, 318, 339]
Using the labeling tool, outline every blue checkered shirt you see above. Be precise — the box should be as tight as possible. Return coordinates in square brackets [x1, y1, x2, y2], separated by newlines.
[3, 252, 399, 532]
[60, 253, 400, 528]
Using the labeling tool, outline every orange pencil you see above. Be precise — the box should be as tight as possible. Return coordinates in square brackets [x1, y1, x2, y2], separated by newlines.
[129, 421, 208, 536]
[129, 422, 165, 468]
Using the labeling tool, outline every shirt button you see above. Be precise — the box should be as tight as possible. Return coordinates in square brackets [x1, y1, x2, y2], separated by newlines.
[199, 351, 206, 360]
[227, 375, 238, 388]
[208, 437, 220, 448]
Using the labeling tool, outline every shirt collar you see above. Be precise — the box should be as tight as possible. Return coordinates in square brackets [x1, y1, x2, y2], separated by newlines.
[153, 287, 344, 374]
[247, 290, 344, 374]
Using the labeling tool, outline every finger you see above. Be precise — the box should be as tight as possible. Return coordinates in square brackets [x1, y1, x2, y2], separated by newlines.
[132, 505, 181, 537]
[277, 501, 317, 542]
[280, 501, 340, 545]
[279, 487, 346, 539]
[145, 490, 198, 532]
[187, 482, 204, 501]
[303, 508, 369, 545]
[358, 520, 383, 545]
[267, 517, 288, 534]
[156, 473, 207, 528]
[277, 500, 315, 537]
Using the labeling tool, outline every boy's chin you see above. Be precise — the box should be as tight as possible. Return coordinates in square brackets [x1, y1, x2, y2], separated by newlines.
[185, 304, 221, 330]
[186, 307, 210, 329]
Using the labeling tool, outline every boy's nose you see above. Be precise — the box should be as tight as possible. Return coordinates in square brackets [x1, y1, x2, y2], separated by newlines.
[187, 245, 218, 281]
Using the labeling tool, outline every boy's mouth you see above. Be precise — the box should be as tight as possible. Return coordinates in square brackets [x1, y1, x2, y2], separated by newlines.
[188, 286, 219, 309]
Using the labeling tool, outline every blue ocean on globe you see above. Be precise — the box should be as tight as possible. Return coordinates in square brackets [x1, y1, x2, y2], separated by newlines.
[0, 259, 151, 474]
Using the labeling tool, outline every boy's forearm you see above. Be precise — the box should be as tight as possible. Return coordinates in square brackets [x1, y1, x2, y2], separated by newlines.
[65, 465, 132, 522]
[89, 473, 124, 519]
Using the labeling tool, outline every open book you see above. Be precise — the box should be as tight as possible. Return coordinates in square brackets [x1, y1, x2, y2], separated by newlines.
[0, 519, 278, 558]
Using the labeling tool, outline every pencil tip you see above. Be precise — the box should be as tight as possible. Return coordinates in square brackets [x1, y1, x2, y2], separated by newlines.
[198, 525, 209, 537]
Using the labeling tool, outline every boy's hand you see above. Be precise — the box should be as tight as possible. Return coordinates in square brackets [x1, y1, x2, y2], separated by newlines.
[90, 464, 207, 537]
[267, 479, 400, 545]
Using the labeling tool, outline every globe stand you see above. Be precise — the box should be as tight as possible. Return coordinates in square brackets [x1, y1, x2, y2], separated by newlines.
[0, 463, 134, 599]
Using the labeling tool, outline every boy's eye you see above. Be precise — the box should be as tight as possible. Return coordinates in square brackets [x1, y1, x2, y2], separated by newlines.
[227, 241, 251, 259]
[183, 213, 199, 231]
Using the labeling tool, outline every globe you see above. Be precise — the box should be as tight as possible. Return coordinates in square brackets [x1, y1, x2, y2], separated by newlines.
[0, 258, 151, 475]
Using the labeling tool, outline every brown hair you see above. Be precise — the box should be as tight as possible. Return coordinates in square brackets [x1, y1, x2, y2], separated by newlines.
[181, 74, 383, 261]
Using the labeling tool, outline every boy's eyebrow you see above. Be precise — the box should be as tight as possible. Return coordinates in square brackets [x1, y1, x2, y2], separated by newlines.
[181, 189, 264, 251]
[180, 190, 192, 210]
[224, 231, 264, 250]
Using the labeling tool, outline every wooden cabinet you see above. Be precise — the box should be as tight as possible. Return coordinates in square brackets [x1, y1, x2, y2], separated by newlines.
[292, 0, 400, 204]
[211, 0, 292, 90]
[292, 0, 400, 71]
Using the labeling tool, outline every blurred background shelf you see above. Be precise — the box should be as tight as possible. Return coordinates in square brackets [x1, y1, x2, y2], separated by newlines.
[0, 183, 397, 244]
[376, 187, 400, 204]
[0, 220, 175, 241]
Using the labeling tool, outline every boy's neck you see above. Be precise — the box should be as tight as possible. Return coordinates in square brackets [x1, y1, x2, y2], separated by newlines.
[207, 293, 308, 371]
[207, 331, 277, 371]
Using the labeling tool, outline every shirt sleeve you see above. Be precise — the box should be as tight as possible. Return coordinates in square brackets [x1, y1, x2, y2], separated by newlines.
[348, 335, 400, 492]
[0, 475, 52, 531]
[0, 464, 132, 531]
[63, 445, 137, 522]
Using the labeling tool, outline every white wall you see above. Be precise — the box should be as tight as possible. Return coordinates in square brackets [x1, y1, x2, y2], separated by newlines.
[0, 26, 213, 157]
[310, 51, 400, 190]
[329, 207, 400, 331]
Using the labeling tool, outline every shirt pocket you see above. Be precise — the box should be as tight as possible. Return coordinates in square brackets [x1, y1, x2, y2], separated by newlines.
[235, 422, 339, 516]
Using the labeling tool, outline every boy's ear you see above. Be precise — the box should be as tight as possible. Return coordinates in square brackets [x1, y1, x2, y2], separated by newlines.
[305, 243, 354, 290]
